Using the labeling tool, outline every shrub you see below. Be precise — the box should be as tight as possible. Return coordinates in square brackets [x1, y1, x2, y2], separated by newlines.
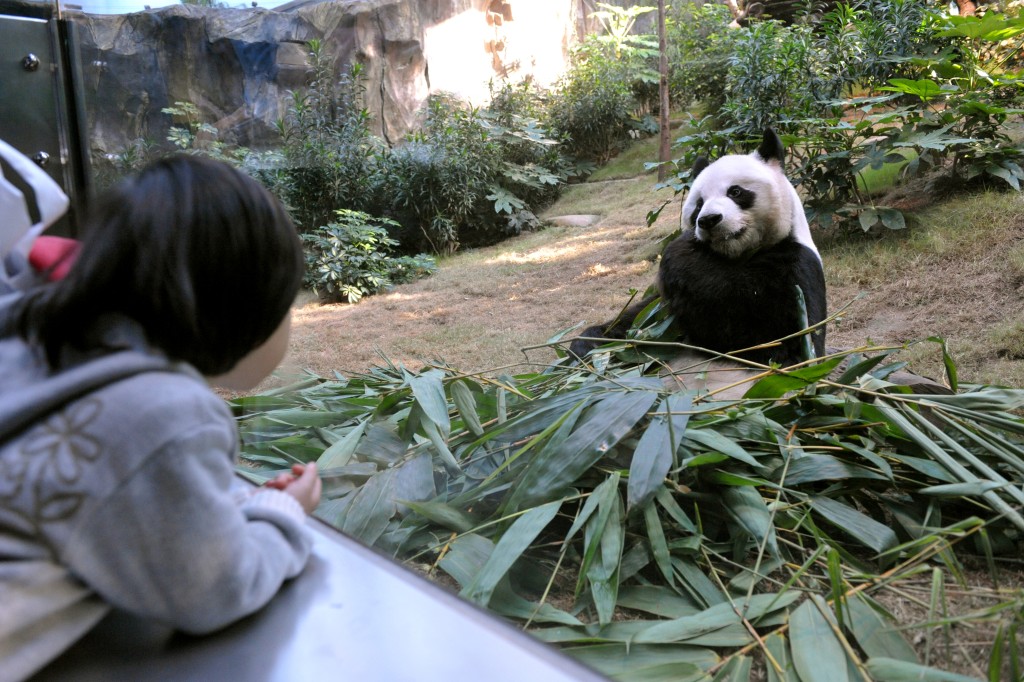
[376, 90, 568, 254]
[666, 2, 737, 112]
[302, 209, 436, 304]
[545, 47, 641, 163]
[268, 40, 381, 231]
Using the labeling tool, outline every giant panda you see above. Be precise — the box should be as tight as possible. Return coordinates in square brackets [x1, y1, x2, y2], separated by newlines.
[569, 129, 826, 367]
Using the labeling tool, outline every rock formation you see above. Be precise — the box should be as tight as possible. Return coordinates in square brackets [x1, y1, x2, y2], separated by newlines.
[68, 0, 577, 155]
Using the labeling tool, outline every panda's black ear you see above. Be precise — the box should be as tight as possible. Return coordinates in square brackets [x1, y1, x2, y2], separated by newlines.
[691, 156, 710, 180]
[755, 128, 785, 168]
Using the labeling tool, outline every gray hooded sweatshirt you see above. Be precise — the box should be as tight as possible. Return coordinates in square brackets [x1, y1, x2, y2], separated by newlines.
[0, 308, 312, 681]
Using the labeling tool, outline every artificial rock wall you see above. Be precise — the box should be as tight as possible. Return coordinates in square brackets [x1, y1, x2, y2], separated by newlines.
[70, 0, 578, 154]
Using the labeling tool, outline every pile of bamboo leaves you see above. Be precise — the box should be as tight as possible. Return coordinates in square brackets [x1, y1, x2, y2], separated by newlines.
[232, 339, 1024, 682]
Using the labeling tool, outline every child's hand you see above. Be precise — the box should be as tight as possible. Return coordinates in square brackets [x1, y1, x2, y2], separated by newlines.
[264, 462, 322, 514]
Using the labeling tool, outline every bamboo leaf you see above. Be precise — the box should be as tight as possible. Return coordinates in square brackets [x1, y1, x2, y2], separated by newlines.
[847, 594, 918, 664]
[440, 533, 581, 626]
[564, 644, 717, 681]
[629, 393, 692, 510]
[316, 420, 367, 469]
[712, 655, 752, 682]
[341, 467, 399, 544]
[743, 357, 845, 399]
[451, 379, 484, 436]
[632, 592, 799, 644]
[685, 429, 761, 468]
[865, 657, 983, 682]
[722, 485, 779, 555]
[643, 502, 675, 587]
[809, 496, 898, 554]
[405, 368, 451, 437]
[504, 389, 658, 512]
[462, 500, 562, 607]
[765, 632, 798, 682]
[655, 487, 698, 533]
[790, 595, 852, 682]
[401, 499, 477, 534]
[673, 557, 727, 608]
[776, 454, 888, 486]
[617, 585, 701, 619]
[918, 481, 1006, 497]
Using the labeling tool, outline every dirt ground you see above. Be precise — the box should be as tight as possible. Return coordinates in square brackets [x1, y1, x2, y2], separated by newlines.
[275, 181, 1024, 391]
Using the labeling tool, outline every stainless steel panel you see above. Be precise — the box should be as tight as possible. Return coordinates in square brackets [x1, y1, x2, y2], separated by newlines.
[38, 512, 606, 681]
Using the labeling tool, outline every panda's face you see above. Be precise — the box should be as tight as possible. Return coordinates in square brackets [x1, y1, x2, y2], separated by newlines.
[682, 154, 792, 260]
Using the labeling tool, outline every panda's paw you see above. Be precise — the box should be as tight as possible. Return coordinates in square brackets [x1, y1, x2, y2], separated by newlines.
[567, 325, 609, 360]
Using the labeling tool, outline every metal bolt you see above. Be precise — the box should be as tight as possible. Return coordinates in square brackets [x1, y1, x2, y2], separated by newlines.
[32, 151, 50, 167]
[22, 54, 40, 72]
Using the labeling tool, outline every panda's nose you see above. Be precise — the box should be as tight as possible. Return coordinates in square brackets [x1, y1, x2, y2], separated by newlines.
[697, 213, 722, 230]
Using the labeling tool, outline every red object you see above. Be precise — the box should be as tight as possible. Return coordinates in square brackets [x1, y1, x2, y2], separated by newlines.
[28, 236, 80, 281]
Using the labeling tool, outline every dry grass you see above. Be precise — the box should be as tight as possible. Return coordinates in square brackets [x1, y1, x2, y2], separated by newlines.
[269, 184, 678, 387]
[276, 184, 1024, 394]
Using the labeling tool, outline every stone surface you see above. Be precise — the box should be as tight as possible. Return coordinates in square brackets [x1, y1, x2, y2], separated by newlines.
[67, 0, 577, 155]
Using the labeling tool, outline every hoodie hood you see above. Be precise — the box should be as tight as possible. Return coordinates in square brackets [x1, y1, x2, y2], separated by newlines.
[0, 309, 194, 444]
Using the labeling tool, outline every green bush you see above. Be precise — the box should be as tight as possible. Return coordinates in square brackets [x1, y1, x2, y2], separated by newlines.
[267, 40, 381, 232]
[546, 47, 641, 163]
[666, 2, 736, 112]
[375, 91, 568, 254]
[302, 209, 436, 304]
[544, 3, 660, 165]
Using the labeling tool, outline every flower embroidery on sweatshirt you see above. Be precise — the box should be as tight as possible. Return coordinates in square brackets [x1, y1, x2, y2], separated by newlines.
[1, 398, 103, 526]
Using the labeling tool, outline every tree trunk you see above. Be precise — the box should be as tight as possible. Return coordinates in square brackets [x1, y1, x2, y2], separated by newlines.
[956, 0, 976, 15]
[657, 0, 670, 182]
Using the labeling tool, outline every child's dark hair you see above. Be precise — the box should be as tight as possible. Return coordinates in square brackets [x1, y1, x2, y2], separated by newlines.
[12, 155, 303, 375]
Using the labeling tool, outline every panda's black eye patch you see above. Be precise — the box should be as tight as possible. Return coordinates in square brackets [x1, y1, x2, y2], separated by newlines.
[726, 185, 755, 209]
[689, 197, 704, 226]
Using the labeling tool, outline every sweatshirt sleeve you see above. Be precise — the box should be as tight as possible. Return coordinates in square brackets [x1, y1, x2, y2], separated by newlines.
[61, 424, 312, 634]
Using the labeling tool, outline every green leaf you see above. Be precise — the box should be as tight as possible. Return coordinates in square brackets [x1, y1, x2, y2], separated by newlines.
[790, 595, 851, 682]
[629, 394, 692, 510]
[586, 484, 624, 625]
[341, 467, 399, 544]
[563, 644, 717, 681]
[684, 429, 761, 468]
[859, 208, 879, 231]
[776, 454, 888, 486]
[865, 657, 984, 682]
[809, 496, 898, 554]
[879, 208, 906, 230]
[405, 369, 451, 438]
[504, 389, 658, 512]
[462, 500, 562, 607]
[616, 585, 701, 619]
[643, 502, 674, 587]
[846, 594, 918, 664]
[316, 420, 367, 469]
[402, 499, 478, 534]
[722, 485, 779, 555]
[918, 481, 1006, 497]
[765, 632, 798, 682]
[935, 14, 1024, 41]
[451, 379, 485, 436]
[632, 592, 799, 644]
[712, 655, 752, 682]
[880, 78, 945, 101]
[744, 357, 845, 400]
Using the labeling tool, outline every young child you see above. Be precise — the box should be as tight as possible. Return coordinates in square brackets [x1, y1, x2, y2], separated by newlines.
[0, 154, 321, 680]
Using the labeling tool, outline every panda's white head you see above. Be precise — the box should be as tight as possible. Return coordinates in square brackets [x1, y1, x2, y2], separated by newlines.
[681, 129, 818, 261]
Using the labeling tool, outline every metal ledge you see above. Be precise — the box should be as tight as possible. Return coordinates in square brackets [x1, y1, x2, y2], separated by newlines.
[36, 514, 605, 681]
